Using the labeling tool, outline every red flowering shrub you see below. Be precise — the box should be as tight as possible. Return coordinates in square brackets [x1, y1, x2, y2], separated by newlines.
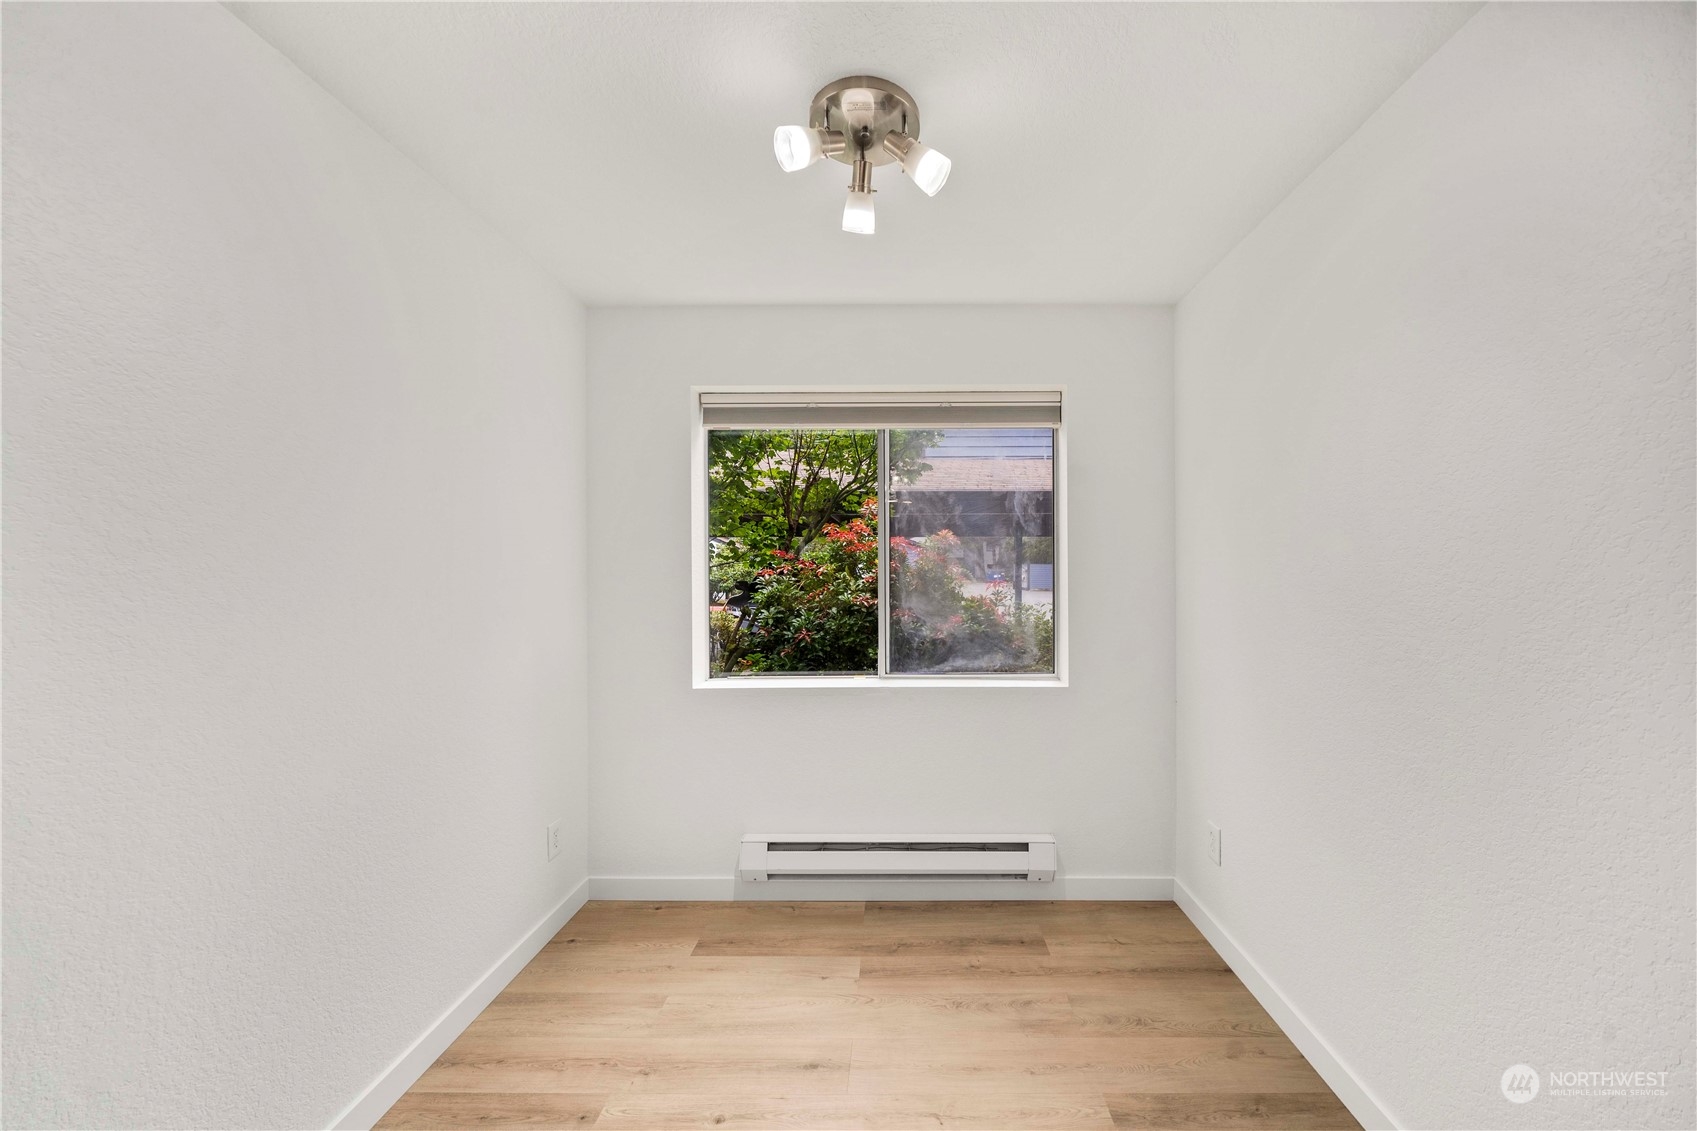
[713, 496, 880, 673]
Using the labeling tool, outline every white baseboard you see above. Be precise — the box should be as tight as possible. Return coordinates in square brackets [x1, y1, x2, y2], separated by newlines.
[589, 874, 1173, 902]
[590, 875, 736, 900]
[1060, 875, 1173, 900]
[328, 876, 590, 1131]
[1173, 879, 1396, 1131]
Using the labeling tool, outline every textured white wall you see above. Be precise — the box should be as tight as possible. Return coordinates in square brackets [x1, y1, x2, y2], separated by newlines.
[587, 306, 1173, 895]
[2, 6, 589, 1128]
[1174, 4, 1694, 1129]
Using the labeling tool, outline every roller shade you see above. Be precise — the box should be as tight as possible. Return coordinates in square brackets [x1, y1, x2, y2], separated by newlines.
[700, 389, 1061, 429]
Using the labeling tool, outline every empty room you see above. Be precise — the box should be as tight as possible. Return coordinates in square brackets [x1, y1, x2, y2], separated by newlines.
[3, 3, 1692, 1130]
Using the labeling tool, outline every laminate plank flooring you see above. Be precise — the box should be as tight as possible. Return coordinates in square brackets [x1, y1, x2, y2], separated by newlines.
[1104, 1093, 1359, 1130]
[592, 1094, 1119, 1130]
[375, 1092, 605, 1129]
[412, 1036, 852, 1095]
[375, 901, 1361, 1131]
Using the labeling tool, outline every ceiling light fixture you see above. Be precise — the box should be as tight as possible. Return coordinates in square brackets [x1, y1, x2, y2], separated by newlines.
[773, 76, 951, 235]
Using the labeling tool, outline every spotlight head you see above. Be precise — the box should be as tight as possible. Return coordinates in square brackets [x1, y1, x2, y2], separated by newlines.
[773, 125, 843, 172]
[883, 132, 951, 196]
[842, 158, 875, 234]
[842, 190, 875, 235]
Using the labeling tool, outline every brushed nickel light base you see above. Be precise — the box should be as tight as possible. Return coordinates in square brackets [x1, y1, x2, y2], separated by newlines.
[808, 76, 921, 167]
[775, 75, 949, 232]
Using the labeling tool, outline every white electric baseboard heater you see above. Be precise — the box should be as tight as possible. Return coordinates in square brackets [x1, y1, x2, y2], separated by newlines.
[738, 834, 1057, 882]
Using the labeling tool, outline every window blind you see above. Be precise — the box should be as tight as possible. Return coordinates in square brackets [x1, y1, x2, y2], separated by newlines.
[699, 389, 1062, 429]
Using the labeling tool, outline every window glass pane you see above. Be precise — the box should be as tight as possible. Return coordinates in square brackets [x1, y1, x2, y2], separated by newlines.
[887, 428, 1056, 674]
[707, 429, 879, 676]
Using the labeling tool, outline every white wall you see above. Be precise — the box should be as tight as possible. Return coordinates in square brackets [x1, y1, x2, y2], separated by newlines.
[2, 6, 589, 1128]
[1174, 4, 1694, 1129]
[587, 306, 1173, 898]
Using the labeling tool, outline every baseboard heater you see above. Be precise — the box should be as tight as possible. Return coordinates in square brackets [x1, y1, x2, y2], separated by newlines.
[738, 834, 1057, 882]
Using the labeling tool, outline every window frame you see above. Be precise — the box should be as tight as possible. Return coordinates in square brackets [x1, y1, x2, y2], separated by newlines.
[691, 386, 1069, 689]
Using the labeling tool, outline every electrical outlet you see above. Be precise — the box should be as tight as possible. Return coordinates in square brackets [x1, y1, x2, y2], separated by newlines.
[547, 820, 562, 861]
[1207, 821, 1222, 866]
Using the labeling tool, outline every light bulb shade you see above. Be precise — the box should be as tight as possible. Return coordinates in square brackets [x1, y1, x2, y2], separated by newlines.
[902, 140, 951, 196]
[842, 189, 875, 235]
[883, 132, 952, 196]
[773, 125, 823, 172]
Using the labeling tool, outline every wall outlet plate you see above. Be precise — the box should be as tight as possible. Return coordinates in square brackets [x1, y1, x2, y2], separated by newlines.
[1207, 821, 1221, 866]
[547, 820, 562, 861]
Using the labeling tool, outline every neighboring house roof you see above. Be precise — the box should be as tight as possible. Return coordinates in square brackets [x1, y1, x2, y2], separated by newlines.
[901, 458, 1052, 492]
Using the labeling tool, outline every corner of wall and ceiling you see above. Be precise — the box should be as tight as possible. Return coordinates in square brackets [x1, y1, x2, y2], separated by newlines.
[1170, 0, 1489, 310]
[217, 0, 591, 311]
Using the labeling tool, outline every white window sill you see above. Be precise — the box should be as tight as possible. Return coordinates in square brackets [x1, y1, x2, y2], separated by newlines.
[693, 675, 1068, 690]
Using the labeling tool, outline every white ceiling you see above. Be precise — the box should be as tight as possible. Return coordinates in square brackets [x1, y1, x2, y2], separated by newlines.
[227, 2, 1479, 305]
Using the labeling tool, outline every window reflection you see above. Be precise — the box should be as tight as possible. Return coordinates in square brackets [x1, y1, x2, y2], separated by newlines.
[887, 429, 1056, 674]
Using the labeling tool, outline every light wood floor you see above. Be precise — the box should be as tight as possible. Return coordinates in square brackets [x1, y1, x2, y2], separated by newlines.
[376, 900, 1359, 1130]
